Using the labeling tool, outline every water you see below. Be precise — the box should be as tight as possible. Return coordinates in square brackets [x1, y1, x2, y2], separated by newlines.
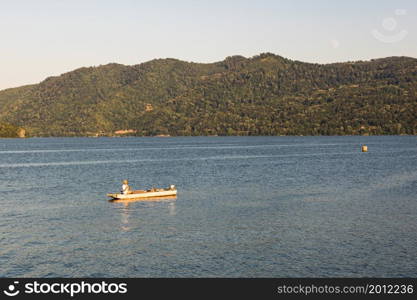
[0, 136, 416, 277]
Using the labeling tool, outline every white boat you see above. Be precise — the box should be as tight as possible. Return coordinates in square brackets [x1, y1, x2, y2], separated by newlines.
[107, 186, 177, 200]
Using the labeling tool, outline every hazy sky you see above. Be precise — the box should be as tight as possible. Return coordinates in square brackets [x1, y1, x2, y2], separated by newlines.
[1, 0, 416, 90]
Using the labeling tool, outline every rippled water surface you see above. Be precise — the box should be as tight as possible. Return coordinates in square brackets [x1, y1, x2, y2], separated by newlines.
[0, 136, 416, 277]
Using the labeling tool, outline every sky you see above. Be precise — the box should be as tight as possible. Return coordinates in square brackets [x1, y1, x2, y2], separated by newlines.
[0, 0, 416, 90]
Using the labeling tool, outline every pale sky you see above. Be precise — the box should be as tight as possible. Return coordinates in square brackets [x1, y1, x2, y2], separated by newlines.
[0, 0, 416, 90]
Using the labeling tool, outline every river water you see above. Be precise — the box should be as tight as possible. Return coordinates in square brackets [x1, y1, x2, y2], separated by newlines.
[0, 136, 416, 277]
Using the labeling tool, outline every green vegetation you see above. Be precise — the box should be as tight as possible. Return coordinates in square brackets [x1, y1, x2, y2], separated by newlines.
[0, 53, 416, 137]
[0, 122, 21, 138]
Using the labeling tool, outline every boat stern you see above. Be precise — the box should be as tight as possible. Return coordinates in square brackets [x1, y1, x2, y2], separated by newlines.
[106, 193, 120, 199]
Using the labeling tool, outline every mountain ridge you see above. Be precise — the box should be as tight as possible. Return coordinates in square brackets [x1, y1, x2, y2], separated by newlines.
[1, 54, 415, 93]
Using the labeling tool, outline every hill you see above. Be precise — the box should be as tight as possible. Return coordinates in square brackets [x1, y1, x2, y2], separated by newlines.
[0, 53, 416, 137]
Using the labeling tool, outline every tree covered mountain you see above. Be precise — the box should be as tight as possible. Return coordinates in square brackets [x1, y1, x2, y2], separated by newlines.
[0, 53, 416, 137]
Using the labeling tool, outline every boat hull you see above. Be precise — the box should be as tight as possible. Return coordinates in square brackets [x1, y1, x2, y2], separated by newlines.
[107, 189, 177, 200]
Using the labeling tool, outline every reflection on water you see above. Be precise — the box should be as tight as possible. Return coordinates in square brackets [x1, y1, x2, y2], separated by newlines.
[120, 205, 130, 232]
[112, 197, 177, 232]
[168, 201, 176, 216]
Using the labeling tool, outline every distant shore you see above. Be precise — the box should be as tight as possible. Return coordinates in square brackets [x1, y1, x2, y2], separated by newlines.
[1, 133, 414, 139]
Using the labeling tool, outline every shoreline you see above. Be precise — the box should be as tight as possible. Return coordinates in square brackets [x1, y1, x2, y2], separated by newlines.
[1, 134, 414, 139]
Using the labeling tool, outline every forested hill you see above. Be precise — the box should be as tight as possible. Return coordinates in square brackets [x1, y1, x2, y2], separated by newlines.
[0, 53, 416, 137]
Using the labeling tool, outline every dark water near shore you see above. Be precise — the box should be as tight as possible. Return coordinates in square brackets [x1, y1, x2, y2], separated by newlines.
[0, 136, 416, 277]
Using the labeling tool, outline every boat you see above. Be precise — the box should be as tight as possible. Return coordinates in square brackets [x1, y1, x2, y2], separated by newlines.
[109, 195, 177, 204]
[107, 185, 177, 200]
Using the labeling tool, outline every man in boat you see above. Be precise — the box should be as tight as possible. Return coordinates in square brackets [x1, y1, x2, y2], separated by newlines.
[121, 179, 132, 194]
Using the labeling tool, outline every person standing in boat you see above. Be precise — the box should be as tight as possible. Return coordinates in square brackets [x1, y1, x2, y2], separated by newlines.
[121, 179, 131, 194]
